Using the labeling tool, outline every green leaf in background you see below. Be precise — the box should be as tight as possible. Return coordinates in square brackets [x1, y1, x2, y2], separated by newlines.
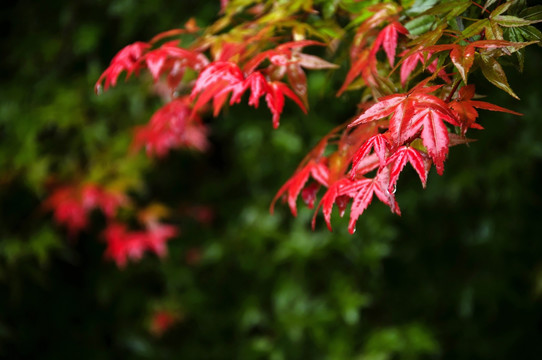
[479, 53, 519, 99]
[404, 15, 436, 36]
[518, 25, 542, 45]
[506, 27, 526, 71]
[520, 5, 542, 20]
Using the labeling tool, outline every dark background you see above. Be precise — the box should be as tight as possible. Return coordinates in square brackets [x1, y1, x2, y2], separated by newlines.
[1, 1, 541, 359]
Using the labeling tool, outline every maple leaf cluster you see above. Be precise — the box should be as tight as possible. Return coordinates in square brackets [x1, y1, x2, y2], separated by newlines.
[45, 182, 179, 267]
[103, 221, 177, 268]
[82, 12, 343, 263]
[45, 183, 127, 236]
[96, 23, 337, 135]
[271, 1, 531, 233]
[87, 0, 539, 244]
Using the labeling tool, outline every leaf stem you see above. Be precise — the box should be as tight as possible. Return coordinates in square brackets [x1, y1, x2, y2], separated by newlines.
[446, 79, 462, 102]
[470, 1, 491, 15]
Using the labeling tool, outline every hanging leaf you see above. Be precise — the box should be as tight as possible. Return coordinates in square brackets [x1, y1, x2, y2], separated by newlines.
[520, 5, 542, 21]
[478, 54, 519, 99]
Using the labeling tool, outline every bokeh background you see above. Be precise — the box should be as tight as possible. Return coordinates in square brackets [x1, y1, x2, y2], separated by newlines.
[1, 1, 542, 359]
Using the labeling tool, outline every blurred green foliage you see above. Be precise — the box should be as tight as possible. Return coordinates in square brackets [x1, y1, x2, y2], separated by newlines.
[1, 1, 542, 359]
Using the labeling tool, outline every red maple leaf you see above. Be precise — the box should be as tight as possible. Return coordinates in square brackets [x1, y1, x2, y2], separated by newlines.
[144, 223, 178, 258]
[310, 163, 399, 233]
[349, 84, 458, 174]
[270, 158, 329, 217]
[103, 223, 147, 268]
[399, 50, 451, 86]
[132, 97, 208, 157]
[45, 183, 127, 236]
[272, 126, 372, 223]
[239, 72, 269, 107]
[341, 167, 400, 234]
[301, 182, 321, 209]
[45, 186, 89, 236]
[103, 222, 178, 268]
[266, 81, 307, 128]
[143, 41, 209, 90]
[350, 153, 381, 179]
[352, 133, 389, 169]
[385, 146, 429, 190]
[190, 61, 244, 114]
[423, 40, 532, 83]
[312, 177, 354, 231]
[337, 49, 378, 96]
[409, 105, 454, 174]
[285, 63, 309, 109]
[339, 21, 408, 96]
[238, 41, 335, 109]
[242, 40, 327, 74]
[349, 3, 399, 61]
[448, 84, 522, 135]
[191, 61, 306, 127]
[81, 184, 127, 218]
[370, 22, 409, 67]
[95, 42, 150, 93]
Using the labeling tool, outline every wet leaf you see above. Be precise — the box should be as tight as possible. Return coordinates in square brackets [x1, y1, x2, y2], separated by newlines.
[404, 15, 435, 36]
[479, 54, 519, 99]
[520, 5, 542, 21]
